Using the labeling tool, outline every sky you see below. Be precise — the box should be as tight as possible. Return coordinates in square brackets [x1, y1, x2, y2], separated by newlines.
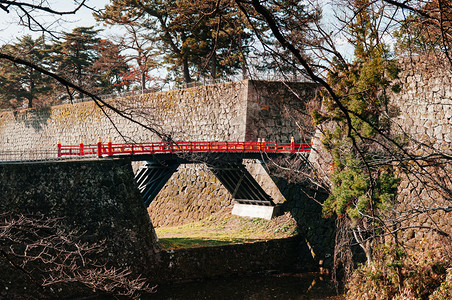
[0, 0, 110, 45]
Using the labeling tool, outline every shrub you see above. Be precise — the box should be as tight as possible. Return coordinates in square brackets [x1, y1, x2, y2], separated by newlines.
[346, 242, 451, 300]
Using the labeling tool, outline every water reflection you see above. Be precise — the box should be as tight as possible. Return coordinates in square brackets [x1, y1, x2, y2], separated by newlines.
[150, 273, 343, 300]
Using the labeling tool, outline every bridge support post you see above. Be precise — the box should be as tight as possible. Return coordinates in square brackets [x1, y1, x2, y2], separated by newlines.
[208, 162, 282, 220]
[135, 160, 180, 207]
[97, 137, 102, 158]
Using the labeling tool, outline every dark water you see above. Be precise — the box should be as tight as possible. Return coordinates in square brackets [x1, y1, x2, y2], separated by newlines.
[149, 273, 343, 300]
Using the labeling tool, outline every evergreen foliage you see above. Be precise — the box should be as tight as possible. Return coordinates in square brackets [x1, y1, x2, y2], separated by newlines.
[51, 26, 102, 98]
[96, 0, 253, 84]
[0, 28, 130, 108]
[313, 0, 401, 261]
[0, 35, 53, 108]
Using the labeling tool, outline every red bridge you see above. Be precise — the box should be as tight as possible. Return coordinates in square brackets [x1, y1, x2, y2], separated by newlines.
[56, 138, 311, 215]
[57, 139, 311, 158]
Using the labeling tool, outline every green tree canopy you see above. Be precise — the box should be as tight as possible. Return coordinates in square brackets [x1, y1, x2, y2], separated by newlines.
[51, 26, 101, 98]
[0, 35, 53, 108]
[96, 0, 253, 84]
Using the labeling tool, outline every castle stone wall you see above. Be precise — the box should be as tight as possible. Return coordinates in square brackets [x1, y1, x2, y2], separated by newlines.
[391, 57, 451, 249]
[0, 160, 159, 278]
[394, 56, 452, 148]
[309, 56, 452, 256]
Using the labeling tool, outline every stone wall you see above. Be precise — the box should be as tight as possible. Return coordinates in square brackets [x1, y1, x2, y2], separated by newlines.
[245, 81, 317, 143]
[393, 56, 451, 148]
[309, 56, 452, 256]
[149, 164, 233, 227]
[276, 174, 335, 271]
[0, 80, 315, 154]
[390, 56, 451, 248]
[0, 160, 159, 277]
[0, 81, 249, 154]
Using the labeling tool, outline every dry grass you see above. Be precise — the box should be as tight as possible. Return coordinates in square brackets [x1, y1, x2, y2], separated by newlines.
[346, 238, 452, 300]
[155, 208, 298, 249]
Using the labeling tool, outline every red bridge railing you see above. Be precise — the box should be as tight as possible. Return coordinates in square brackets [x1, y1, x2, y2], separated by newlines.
[57, 138, 311, 158]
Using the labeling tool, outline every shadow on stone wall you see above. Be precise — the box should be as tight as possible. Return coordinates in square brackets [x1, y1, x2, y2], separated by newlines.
[13, 107, 52, 132]
[261, 156, 336, 272]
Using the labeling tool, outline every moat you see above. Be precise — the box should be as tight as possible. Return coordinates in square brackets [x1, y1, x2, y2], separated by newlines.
[152, 273, 343, 299]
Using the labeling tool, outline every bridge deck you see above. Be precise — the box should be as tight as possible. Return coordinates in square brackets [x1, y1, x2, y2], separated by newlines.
[57, 140, 311, 158]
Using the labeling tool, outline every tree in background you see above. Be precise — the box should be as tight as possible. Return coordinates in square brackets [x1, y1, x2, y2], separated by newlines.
[96, 0, 192, 84]
[51, 26, 101, 99]
[167, 0, 252, 81]
[92, 39, 130, 94]
[0, 35, 53, 108]
[96, 0, 253, 85]
[110, 23, 161, 92]
[50, 26, 133, 98]
[0, 33, 131, 108]
[395, 0, 451, 61]
[249, 0, 321, 80]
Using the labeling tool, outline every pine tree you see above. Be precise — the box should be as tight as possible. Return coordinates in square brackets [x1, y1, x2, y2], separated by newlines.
[92, 39, 130, 94]
[0, 35, 53, 108]
[96, 0, 252, 85]
[315, 0, 401, 262]
[51, 27, 101, 98]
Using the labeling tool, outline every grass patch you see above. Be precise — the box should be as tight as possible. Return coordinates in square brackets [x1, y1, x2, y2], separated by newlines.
[158, 237, 263, 249]
[155, 209, 298, 250]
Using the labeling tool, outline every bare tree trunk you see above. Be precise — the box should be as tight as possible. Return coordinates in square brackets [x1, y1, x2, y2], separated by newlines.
[28, 77, 34, 108]
[183, 58, 191, 84]
[353, 225, 373, 263]
[239, 33, 248, 79]
[77, 65, 83, 99]
[141, 71, 146, 93]
[211, 51, 217, 80]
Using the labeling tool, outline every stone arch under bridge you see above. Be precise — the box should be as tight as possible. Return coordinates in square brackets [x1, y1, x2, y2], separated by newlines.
[134, 152, 309, 220]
